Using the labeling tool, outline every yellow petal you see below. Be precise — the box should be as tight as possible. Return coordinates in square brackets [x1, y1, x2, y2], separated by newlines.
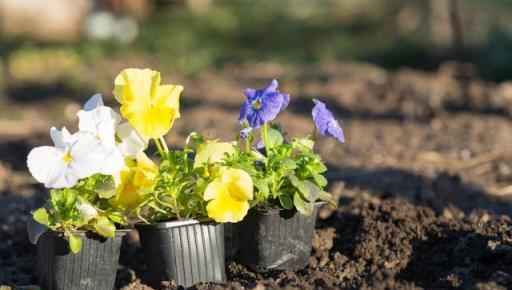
[126, 106, 175, 139]
[114, 68, 159, 105]
[133, 153, 158, 187]
[153, 84, 183, 118]
[206, 194, 249, 223]
[220, 168, 253, 201]
[110, 169, 141, 209]
[204, 180, 224, 201]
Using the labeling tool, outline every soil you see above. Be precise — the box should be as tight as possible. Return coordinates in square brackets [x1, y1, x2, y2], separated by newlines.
[1, 61, 512, 289]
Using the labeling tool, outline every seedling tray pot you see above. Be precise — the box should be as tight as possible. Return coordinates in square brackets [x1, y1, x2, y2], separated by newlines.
[37, 230, 128, 290]
[234, 204, 321, 272]
[135, 218, 226, 288]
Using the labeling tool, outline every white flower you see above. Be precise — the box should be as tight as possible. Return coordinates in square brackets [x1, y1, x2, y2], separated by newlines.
[116, 122, 148, 158]
[77, 94, 125, 175]
[76, 197, 99, 222]
[27, 127, 106, 188]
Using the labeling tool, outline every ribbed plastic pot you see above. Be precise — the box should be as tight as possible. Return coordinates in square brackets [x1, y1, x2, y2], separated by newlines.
[135, 218, 226, 288]
[234, 203, 322, 272]
[36, 230, 128, 290]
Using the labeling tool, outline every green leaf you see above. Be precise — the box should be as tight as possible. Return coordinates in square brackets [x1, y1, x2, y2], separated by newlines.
[266, 127, 284, 149]
[281, 158, 297, 170]
[293, 192, 313, 216]
[93, 216, 116, 238]
[293, 137, 314, 152]
[318, 190, 336, 206]
[33, 208, 50, 226]
[254, 179, 270, 201]
[96, 179, 117, 199]
[312, 173, 328, 187]
[278, 194, 293, 210]
[289, 175, 319, 202]
[68, 233, 82, 254]
[309, 162, 327, 173]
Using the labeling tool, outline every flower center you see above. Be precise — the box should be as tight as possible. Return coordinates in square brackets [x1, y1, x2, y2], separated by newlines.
[62, 152, 72, 164]
[253, 100, 261, 110]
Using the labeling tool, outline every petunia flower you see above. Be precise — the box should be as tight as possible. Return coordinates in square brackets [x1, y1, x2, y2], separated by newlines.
[204, 167, 253, 223]
[77, 94, 125, 175]
[113, 68, 183, 139]
[27, 127, 106, 188]
[312, 99, 345, 143]
[239, 79, 290, 129]
[110, 152, 158, 210]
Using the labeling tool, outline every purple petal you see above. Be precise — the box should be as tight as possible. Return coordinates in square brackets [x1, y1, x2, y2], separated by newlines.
[312, 98, 345, 143]
[239, 100, 253, 123]
[259, 92, 284, 122]
[240, 127, 252, 140]
[263, 79, 279, 95]
[244, 88, 257, 100]
[280, 93, 290, 112]
[247, 111, 266, 129]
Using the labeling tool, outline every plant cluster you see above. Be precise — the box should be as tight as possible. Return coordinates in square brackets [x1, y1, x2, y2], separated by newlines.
[27, 68, 345, 252]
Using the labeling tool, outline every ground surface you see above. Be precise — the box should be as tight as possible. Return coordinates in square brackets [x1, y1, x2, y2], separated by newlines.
[1, 62, 512, 289]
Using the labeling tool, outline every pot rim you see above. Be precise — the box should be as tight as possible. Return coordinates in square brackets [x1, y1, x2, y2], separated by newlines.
[49, 228, 132, 237]
[135, 217, 215, 230]
[253, 201, 326, 213]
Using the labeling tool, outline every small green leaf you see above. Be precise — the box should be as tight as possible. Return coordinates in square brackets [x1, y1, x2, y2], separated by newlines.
[68, 233, 82, 254]
[33, 208, 50, 226]
[289, 175, 319, 202]
[266, 127, 284, 149]
[293, 192, 313, 216]
[312, 173, 328, 187]
[279, 194, 294, 210]
[93, 216, 116, 238]
[293, 137, 314, 151]
[318, 190, 337, 206]
[96, 179, 117, 199]
[254, 179, 270, 201]
[281, 158, 297, 170]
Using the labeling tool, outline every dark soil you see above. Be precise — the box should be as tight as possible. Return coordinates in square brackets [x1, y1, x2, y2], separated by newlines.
[1, 61, 512, 289]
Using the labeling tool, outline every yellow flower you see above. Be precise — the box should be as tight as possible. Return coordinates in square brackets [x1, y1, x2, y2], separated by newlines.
[204, 167, 253, 223]
[114, 68, 183, 139]
[110, 153, 158, 210]
[194, 141, 237, 167]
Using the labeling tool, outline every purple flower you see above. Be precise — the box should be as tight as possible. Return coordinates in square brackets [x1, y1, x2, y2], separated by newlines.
[312, 99, 345, 143]
[239, 79, 290, 129]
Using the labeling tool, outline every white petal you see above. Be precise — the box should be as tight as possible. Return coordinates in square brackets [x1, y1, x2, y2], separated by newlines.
[68, 135, 105, 179]
[100, 148, 125, 175]
[83, 93, 104, 111]
[117, 122, 148, 158]
[77, 106, 121, 149]
[45, 165, 80, 188]
[50, 127, 73, 150]
[27, 146, 62, 184]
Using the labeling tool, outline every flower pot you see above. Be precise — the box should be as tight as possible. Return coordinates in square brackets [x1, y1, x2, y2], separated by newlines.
[36, 230, 129, 290]
[234, 203, 322, 272]
[135, 218, 226, 288]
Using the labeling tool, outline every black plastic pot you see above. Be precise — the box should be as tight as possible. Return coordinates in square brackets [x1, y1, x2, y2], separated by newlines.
[135, 218, 226, 288]
[36, 230, 128, 290]
[234, 203, 322, 272]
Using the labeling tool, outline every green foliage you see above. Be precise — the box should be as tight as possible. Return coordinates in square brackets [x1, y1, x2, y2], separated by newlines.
[31, 174, 127, 254]
[135, 133, 218, 223]
[227, 125, 336, 216]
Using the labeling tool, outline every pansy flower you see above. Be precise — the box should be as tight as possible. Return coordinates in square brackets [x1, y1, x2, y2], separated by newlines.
[239, 79, 290, 129]
[204, 167, 253, 223]
[312, 99, 345, 143]
[114, 68, 183, 139]
[27, 127, 106, 188]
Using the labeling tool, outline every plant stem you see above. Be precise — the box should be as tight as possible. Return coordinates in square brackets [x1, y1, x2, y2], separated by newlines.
[159, 136, 169, 152]
[245, 138, 250, 152]
[262, 123, 270, 151]
[154, 138, 165, 157]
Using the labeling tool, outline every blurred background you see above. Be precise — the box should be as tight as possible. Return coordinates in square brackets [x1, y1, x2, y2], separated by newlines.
[1, 0, 512, 288]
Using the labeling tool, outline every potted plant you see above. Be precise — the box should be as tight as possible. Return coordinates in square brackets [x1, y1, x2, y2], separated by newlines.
[110, 68, 254, 288]
[26, 92, 148, 290]
[224, 80, 345, 272]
